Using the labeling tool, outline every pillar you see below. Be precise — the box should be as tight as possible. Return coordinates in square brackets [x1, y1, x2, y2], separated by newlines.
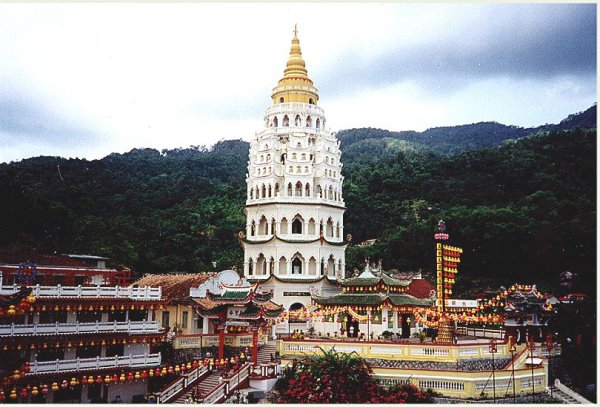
[217, 326, 225, 361]
[251, 327, 259, 365]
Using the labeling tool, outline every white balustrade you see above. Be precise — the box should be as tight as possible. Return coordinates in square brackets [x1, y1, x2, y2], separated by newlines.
[0, 284, 161, 300]
[28, 353, 161, 374]
[0, 320, 162, 337]
[157, 365, 209, 404]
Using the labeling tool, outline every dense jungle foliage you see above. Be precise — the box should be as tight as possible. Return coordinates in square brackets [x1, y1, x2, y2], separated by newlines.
[0, 105, 595, 294]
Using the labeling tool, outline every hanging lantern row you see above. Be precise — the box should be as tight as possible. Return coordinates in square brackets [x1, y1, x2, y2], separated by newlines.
[412, 308, 505, 327]
[32, 303, 165, 313]
[0, 361, 209, 398]
[342, 285, 405, 293]
[1, 335, 166, 352]
[0, 293, 36, 317]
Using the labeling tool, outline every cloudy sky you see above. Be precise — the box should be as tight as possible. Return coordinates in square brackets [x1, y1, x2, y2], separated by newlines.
[0, 3, 596, 163]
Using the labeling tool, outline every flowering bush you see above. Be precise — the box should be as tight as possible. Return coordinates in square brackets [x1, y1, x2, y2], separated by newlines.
[274, 348, 435, 403]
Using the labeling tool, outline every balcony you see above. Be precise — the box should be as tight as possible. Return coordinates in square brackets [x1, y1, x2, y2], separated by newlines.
[28, 353, 161, 375]
[0, 284, 161, 300]
[0, 320, 162, 337]
[264, 102, 324, 117]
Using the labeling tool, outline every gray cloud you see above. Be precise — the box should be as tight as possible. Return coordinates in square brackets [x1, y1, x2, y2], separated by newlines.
[319, 4, 596, 97]
[0, 89, 101, 149]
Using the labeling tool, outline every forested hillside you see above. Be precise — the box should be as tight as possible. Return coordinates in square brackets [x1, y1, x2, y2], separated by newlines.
[0, 107, 595, 293]
[337, 104, 597, 161]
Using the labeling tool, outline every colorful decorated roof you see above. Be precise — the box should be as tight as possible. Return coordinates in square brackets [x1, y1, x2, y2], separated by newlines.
[193, 284, 283, 320]
[312, 292, 433, 308]
[133, 273, 216, 302]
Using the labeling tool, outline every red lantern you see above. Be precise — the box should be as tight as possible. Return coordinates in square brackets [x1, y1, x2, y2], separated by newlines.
[0, 389, 5, 401]
[61, 380, 68, 390]
[22, 362, 30, 373]
[41, 385, 48, 395]
[167, 366, 174, 375]
[155, 368, 161, 377]
[127, 372, 134, 381]
[96, 376, 103, 385]
[112, 374, 118, 384]
[140, 371, 148, 380]
[192, 361, 198, 369]
[20, 388, 28, 399]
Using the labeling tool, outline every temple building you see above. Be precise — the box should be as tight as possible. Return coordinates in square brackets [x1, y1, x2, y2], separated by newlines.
[193, 284, 283, 364]
[0, 257, 166, 404]
[241, 28, 348, 313]
[311, 263, 435, 339]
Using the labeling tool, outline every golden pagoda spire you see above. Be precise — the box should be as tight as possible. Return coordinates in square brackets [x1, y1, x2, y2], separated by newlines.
[271, 25, 319, 105]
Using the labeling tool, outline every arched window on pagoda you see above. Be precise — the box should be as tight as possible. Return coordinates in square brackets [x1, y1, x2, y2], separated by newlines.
[250, 221, 256, 237]
[306, 116, 312, 127]
[320, 258, 325, 276]
[261, 184, 266, 198]
[274, 183, 280, 197]
[295, 181, 302, 197]
[291, 217, 303, 234]
[327, 255, 336, 276]
[305, 183, 310, 197]
[257, 254, 266, 276]
[279, 256, 287, 275]
[249, 189, 254, 200]
[258, 216, 268, 236]
[316, 118, 320, 129]
[291, 254, 303, 275]
[308, 257, 317, 275]
[295, 115, 301, 126]
[248, 258, 254, 275]
[336, 222, 341, 238]
[268, 184, 272, 198]
[279, 97, 284, 104]
[317, 185, 323, 198]
[287, 183, 293, 196]
[326, 217, 334, 237]
[309, 98, 314, 105]
[271, 218, 276, 236]
[280, 217, 288, 234]
[308, 218, 316, 235]
[269, 257, 275, 275]
[273, 117, 278, 127]
[283, 115, 289, 127]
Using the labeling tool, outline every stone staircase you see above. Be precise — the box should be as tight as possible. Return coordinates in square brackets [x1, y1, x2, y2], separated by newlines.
[550, 380, 593, 404]
[173, 370, 223, 404]
[256, 342, 277, 365]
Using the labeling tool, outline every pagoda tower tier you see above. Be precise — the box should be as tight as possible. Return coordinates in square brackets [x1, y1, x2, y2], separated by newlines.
[242, 28, 347, 283]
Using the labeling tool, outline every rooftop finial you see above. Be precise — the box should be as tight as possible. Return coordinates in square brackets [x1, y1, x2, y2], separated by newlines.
[293, 24, 298, 37]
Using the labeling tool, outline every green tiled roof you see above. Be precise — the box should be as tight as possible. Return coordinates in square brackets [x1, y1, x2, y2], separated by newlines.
[338, 274, 411, 287]
[388, 294, 433, 307]
[312, 293, 385, 306]
[312, 293, 433, 307]
[212, 290, 250, 301]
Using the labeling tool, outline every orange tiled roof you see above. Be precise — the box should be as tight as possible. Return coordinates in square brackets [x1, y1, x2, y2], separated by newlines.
[404, 278, 435, 299]
[133, 273, 216, 301]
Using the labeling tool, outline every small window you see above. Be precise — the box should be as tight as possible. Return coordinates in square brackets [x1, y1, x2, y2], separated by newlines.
[309, 98, 314, 105]
[182, 311, 188, 329]
[162, 311, 170, 328]
[279, 97, 284, 103]
[292, 219, 302, 234]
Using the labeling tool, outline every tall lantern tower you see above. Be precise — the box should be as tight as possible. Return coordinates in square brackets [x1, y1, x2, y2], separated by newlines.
[242, 27, 347, 289]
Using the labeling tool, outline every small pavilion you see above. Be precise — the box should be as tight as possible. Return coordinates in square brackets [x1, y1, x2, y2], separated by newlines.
[311, 264, 434, 339]
[193, 284, 283, 364]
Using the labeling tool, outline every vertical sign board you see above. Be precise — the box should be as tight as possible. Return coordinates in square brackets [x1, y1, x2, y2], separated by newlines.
[436, 243, 443, 311]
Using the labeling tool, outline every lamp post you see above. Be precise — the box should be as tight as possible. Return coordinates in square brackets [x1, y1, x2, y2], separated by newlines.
[509, 340, 517, 403]
[489, 339, 497, 403]
[527, 340, 536, 402]
[545, 335, 556, 399]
